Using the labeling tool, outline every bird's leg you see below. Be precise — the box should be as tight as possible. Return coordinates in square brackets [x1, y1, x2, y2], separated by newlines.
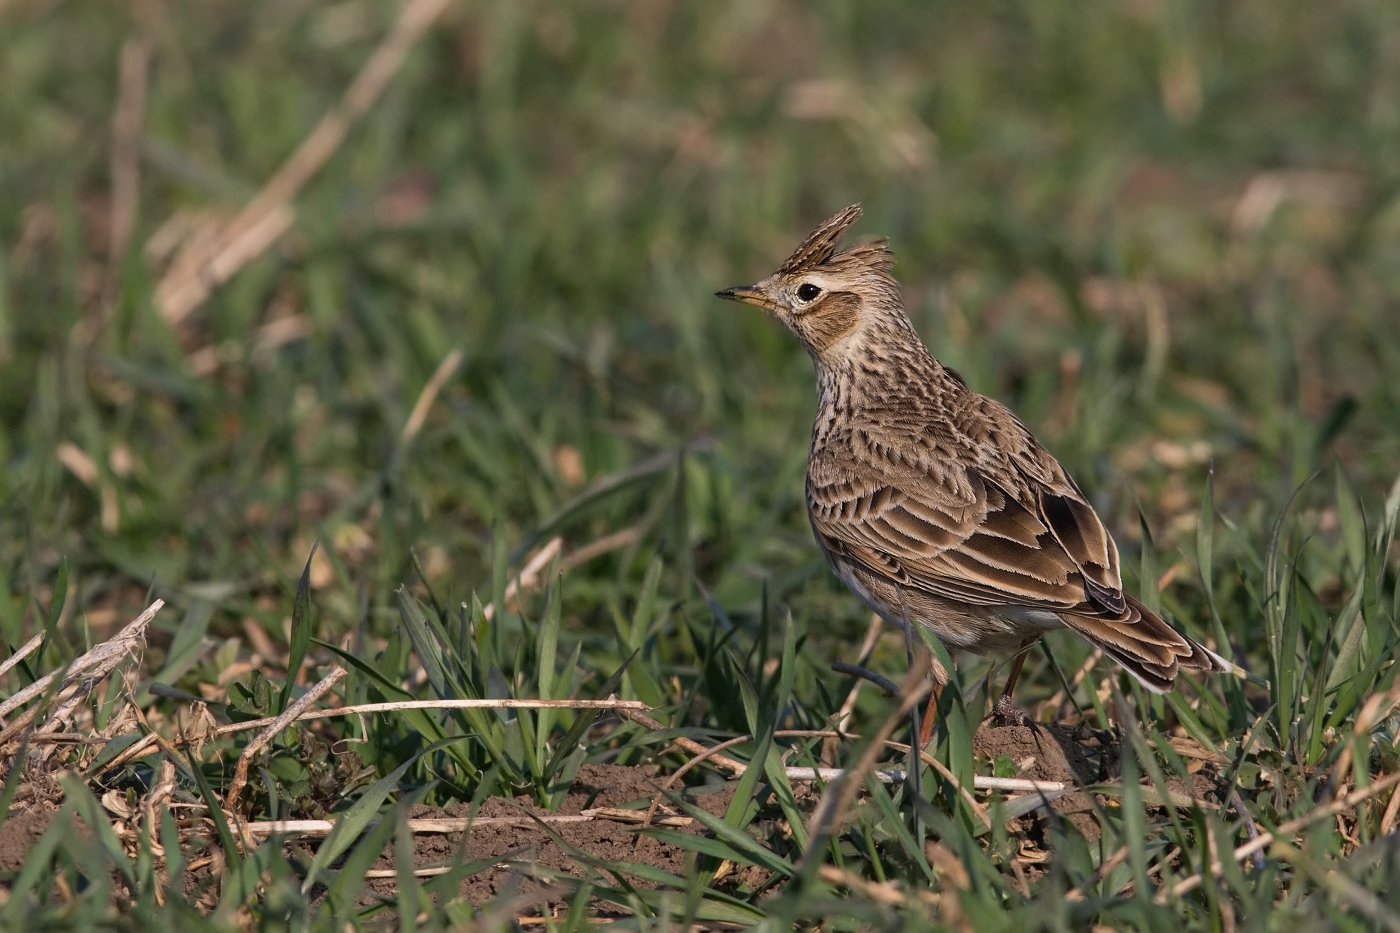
[917, 650, 949, 748]
[988, 637, 1039, 728]
[917, 675, 943, 749]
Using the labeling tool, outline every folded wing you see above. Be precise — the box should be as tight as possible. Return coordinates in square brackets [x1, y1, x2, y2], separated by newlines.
[808, 453, 1232, 691]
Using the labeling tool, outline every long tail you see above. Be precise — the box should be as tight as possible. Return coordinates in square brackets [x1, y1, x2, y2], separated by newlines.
[1059, 594, 1237, 694]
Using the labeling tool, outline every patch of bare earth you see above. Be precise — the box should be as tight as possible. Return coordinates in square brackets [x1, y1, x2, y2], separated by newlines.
[974, 722, 1231, 858]
[355, 764, 737, 909]
[0, 806, 62, 873]
[974, 723, 1105, 842]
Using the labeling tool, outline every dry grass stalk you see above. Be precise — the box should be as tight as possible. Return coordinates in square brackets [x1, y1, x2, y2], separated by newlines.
[1323, 680, 1400, 799]
[224, 665, 348, 809]
[365, 865, 455, 878]
[1157, 767, 1400, 903]
[474, 527, 641, 625]
[93, 691, 655, 773]
[801, 660, 932, 864]
[832, 612, 884, 741]
[0, 600, 163, 748]
[1380, 781, 1400, 837]
[221, 696, 652, 735]
[154, 0, 454, 324]
[635, 719, 1051, 831]
[883, 741, 994, 829]
[641, 733, 757, 828]
[817, 863, 940, 908]
[615, 706, 750, 775]
[54, 442, 120, 533]
[483, 536, 563, 622]
[560, 526, 641, 570]
[0, 632, 44, 681]
[72, 35, 154, 347]
[926, 839, 976, 932]
[243, 807, 694, 839]
[400, 347, 464, 444]
[107, 39, 151, 267]
[784, 766, 1065, 796]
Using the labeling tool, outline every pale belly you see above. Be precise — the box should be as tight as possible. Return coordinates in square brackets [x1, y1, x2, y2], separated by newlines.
[825, 551, 1063, 657]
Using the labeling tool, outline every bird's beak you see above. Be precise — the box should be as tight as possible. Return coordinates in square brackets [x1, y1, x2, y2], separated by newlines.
[715, 285, 774, 310]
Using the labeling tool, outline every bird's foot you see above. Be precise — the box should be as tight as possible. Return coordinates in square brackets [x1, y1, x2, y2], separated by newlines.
[986, 694, 1041, 730]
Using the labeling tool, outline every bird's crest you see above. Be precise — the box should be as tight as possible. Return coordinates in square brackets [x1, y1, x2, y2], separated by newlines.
[777, 204, 893, 277]
[777, 204, 865, 274]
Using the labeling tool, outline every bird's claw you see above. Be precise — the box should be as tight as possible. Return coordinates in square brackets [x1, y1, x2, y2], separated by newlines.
[986, 694, 1041, 731]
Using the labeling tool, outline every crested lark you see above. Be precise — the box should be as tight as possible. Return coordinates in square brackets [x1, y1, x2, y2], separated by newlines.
[717, 205, 1235, 720]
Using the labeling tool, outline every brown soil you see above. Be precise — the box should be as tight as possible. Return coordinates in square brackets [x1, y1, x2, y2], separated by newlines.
[358, 763, 739, 911]
[0, 806, 61, 873]
[973, 722, 1107, 841]
[2, 740, 1237, 916]
[972, 723, 1230, 846]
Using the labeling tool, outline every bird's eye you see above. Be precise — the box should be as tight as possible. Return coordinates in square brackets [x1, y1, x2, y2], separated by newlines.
[796, 283, 822, 302]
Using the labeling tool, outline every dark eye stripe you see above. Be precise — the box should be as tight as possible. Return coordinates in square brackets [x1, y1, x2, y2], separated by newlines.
[797, 283, 822, 301]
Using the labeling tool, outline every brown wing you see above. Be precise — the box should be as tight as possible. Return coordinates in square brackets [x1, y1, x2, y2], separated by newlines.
[1059, 594, 1233, 692]
[806, 459, 1123, 618]
[807, 454, 1235, 691]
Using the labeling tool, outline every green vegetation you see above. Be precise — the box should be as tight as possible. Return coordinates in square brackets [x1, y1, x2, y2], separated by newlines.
[2, 0, 1399, 929]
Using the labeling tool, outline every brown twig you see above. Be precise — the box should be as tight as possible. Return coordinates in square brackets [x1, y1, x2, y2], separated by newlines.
[560, 527, 641, 570]
[817, 863, 940, 908]
[106, 44, 151, 273]
[453, 528, 639, 634]
[832, 660, 900, 696]
[93, 694, 655, 774]
[885, 739, 994, 830]
[365, 865, 456, 879]
[238, 696, 649, 731]
[641, 734, 756, 828]
[1380, 781, 1400, 837]
[636, 723, 1035, 834]
[833, 613, 884, 731]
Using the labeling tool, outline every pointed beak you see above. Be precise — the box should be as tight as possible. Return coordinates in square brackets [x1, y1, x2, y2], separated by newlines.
[715, 284, 774, 310]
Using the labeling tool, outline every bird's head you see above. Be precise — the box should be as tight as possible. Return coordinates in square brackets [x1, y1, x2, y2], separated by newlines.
[716, 204, 904, 362]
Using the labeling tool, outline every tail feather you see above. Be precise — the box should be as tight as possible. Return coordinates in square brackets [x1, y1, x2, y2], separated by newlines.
[1060, 594, 1236, 695]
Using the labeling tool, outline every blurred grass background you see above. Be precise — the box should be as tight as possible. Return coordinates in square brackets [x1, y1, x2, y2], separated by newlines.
[3, 0, 1400, 927]
[2, 0, 1396, 678]
[8, 0, 1400, 801]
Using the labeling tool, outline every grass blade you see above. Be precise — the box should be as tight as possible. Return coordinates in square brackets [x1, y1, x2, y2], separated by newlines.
[395, 584, 450, 699]
[278, 541, 318, 713]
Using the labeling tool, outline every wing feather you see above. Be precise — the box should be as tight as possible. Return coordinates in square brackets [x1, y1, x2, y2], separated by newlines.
[810, 468, 1235, 692]
[807, 461, 1110, 615]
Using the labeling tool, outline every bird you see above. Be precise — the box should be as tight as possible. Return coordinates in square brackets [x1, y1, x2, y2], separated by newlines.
[716, 204, 1236, 725]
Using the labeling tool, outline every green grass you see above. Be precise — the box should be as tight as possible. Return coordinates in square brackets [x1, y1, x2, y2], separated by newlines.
[2, 0, 1400, 929]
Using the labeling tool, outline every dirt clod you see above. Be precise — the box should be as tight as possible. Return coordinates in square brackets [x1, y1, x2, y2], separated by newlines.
[0, 806, 60, 873]
[378, 764, 737, 909]
[974, 722, 1105, 841]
